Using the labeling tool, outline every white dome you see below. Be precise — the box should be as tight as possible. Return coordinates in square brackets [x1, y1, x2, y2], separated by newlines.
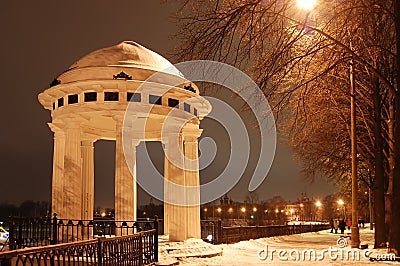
[68, 41, 183, 77]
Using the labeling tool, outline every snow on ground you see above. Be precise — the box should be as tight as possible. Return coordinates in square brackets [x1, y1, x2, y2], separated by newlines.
[170, 226, 397, 265]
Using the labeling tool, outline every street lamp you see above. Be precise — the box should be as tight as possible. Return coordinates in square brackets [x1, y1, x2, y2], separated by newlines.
[337, 199, 345, 219]
[241, 207, 246, 220]
[297, 0, 316, 11]
[315, 201, 322, 221]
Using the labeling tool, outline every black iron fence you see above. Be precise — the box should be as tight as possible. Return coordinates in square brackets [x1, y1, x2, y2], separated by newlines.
[201, 220, 329, 244]
[0, 230, 157, 265]
[7, 214, 160, 251]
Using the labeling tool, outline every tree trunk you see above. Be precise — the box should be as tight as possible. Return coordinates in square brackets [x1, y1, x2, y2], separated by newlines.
[385, 90, 394, 246]
[390, 0, 400, 255]
[372, 77, 386, 248]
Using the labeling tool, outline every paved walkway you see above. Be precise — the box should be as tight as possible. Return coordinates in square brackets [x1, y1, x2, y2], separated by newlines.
[158, 227, 398, 265]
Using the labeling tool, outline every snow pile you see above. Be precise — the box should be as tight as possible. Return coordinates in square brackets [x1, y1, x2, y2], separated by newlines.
[167, 227, 397, 265]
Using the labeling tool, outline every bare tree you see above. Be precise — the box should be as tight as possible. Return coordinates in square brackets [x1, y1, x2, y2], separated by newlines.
[173, 0, 400, 253]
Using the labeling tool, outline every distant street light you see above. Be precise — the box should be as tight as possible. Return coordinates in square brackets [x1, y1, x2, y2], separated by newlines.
[253, 207, 257, 212]
[337, 199, 344, 206]
[315, 201, 322, 207]
[297, 0, 316, 11]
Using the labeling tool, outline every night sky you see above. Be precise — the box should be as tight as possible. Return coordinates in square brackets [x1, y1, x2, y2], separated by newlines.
[0, 0, 335, 208]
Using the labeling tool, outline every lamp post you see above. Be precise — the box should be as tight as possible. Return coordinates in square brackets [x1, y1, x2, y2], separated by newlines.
[296, 0, 359, 247]
[337, 199, 345, 219]
[315, 201, 322, 221]
[350, 44, 361, 248]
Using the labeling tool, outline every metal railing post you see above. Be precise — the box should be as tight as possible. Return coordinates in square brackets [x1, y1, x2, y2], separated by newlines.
[139, 233, 143, 265]
[217, 220, 222, 244]
[97, 237, 102, 266]
[9, 216, 15, 250]
[51, 213, 58, 245]
[154, 216, 159, 262]
[17, 220, 23, 249]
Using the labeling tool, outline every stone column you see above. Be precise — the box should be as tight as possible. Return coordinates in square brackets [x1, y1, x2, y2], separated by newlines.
[63, 124, 82, 220]
[51, 127, 65, 217]
[81, 139, 95, 221]
[183, 130, 202, 239]
[164, 133, 187, 241]
[114, 117, 137, 225]
[163, 150, 170, 235]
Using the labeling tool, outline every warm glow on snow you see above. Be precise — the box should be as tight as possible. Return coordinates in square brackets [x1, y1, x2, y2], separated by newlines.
[297, 0, 316, 10]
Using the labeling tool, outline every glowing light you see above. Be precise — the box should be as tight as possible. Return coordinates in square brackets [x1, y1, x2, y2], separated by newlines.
[204, 208, 208, 212]
[275, 209, 279, 213]
[101, 212, 106, 217]
[228, 207, 233, 213]
[315, 201, 322, 207]
[241, 207, 246, 213]
[253, 207, 257, 212]
[300, 203, 304, 208]
[338, 199, 344, 205]
[217, 207, 222, 213]
[290, 209, 294, 214]
[297, 0, 316, 11]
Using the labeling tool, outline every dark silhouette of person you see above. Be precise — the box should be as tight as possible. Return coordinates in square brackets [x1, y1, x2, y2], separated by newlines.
[346, 219, 352, 230]
[339, 219, 346, 234]
[329, 218, 334, 233]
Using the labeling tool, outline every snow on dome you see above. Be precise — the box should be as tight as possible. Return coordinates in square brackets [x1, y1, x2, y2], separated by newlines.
[69, 41, 184, 77]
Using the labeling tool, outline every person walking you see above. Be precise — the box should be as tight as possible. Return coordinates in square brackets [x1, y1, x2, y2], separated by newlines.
[329, 218, 334, 233]
[346, 219, 352, 230]
[339, 219, 346, 234]
[334, 219, 339, 234]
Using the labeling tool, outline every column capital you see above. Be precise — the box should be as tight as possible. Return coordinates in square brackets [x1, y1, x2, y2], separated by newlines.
[182, 128, 203, 143]
[81, 139, 95, 147]
[48, 123, 65, 135]
[162, 132, 182, 147]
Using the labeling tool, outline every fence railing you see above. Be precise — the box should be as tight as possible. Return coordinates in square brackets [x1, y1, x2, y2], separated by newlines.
[201, 220, 329, 244]
[0, 230, 157, 266]
[7, 214, 160, 251]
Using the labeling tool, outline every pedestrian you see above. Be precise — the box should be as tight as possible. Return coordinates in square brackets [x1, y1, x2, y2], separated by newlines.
[346, 219, 352, 230]
[334, 219, 339, 234]
[339, 219, 346, 234]
[329, 218, 334, 233]
[361, 219, 365, 228]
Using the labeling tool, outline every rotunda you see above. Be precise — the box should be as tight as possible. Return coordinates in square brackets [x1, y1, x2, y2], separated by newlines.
[38, 41, 211, 241]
